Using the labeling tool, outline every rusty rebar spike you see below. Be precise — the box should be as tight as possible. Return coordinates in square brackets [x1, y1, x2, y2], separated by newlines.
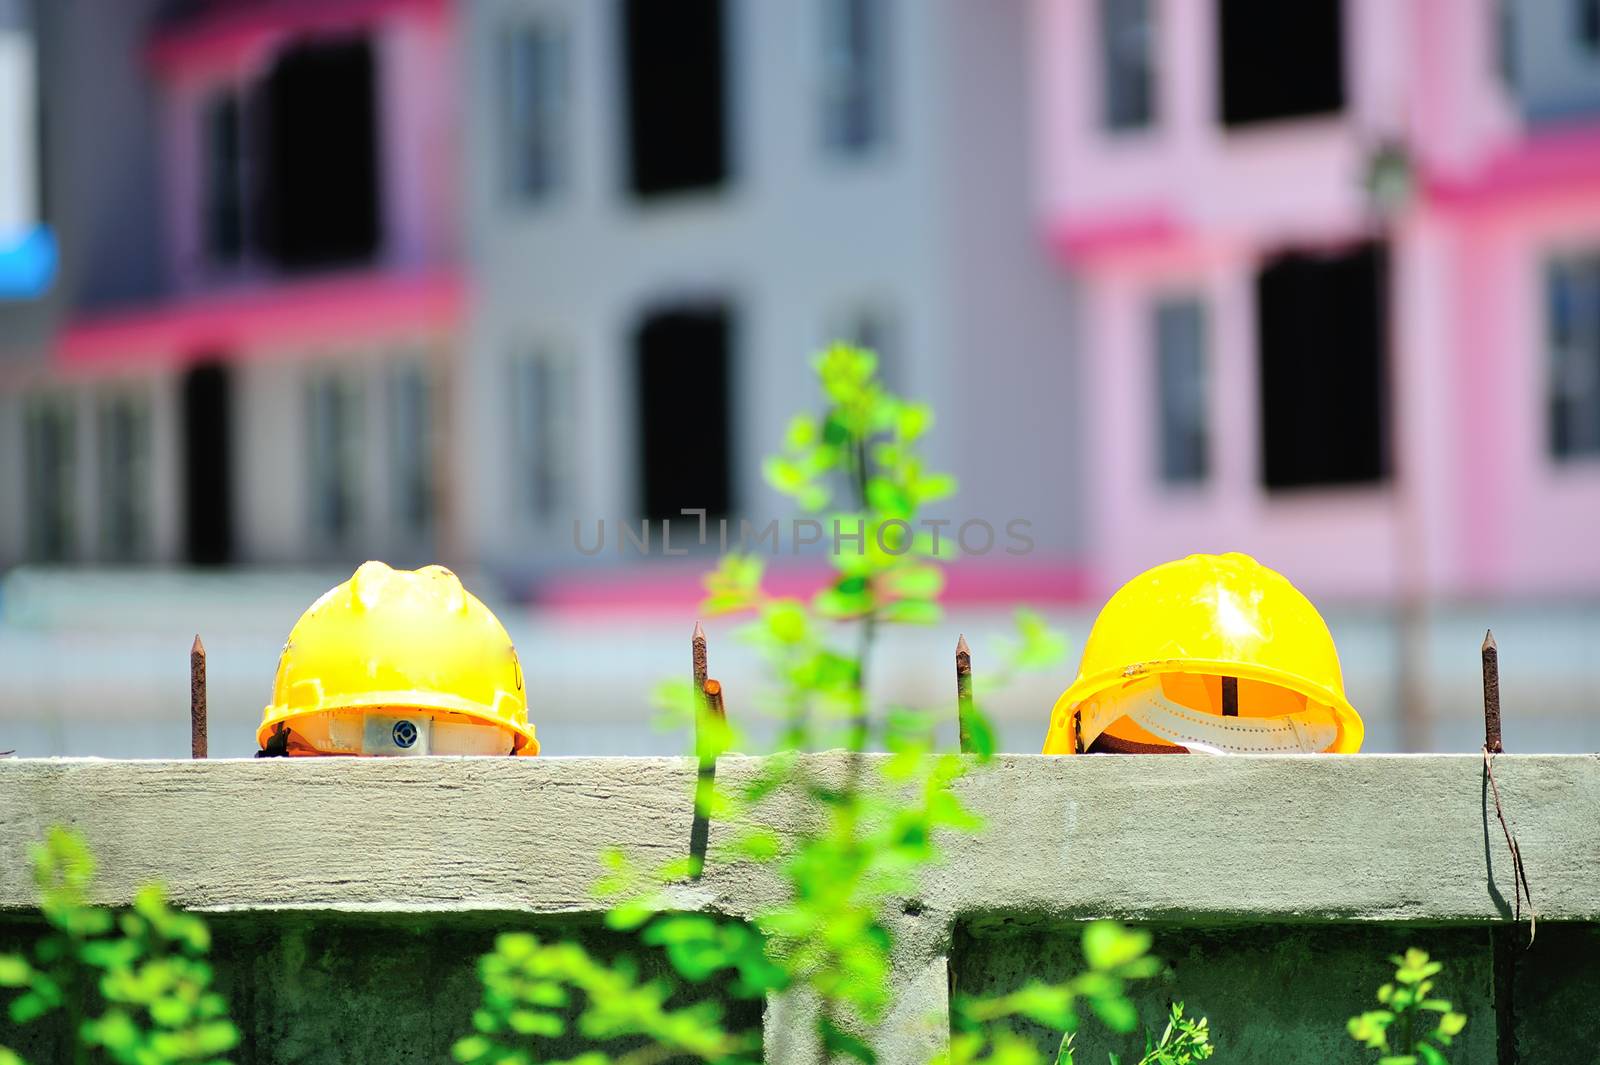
[1482, 629, 1502, 754]
[703, 678, 726, 722]
[190, 634, 208, 760]
[693, 621, 709, 708]
[956, 634, 974, 754]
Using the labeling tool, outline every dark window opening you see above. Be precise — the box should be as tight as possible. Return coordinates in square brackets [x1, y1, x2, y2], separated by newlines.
[1548, 254, 1600, 460]
[621, 0, 727, 197]
[98, 391, 152, 562]
[23, 396, 75, 563]
[305, 370, 365, 547]
[512, 348, 577, 524]
[1580, 0, 1600, 55]
[201, 91, 245, 265]
[1100, 0, 1154, 131]
[1218, 0, 1344, 127]
[1154, 297, 1208, 485]
[256, 37, 380, 269]
[182, 362, 235, 566]
[387, 362, 435, 539]
[822, 0, 889, 153]
[635, 306, 733, 529]
[1257, 242, 1387, 490]
[1497, 0, 1518, 87]
[501, 21, 569, 200]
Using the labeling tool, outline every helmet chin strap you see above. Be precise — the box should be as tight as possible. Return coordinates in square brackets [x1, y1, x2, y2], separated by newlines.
[1078, 681, 1338, 754]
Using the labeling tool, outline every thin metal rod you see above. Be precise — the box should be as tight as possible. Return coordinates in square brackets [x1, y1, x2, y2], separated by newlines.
[956, 634, 974, 753]
[190, 634, 208, 759]
[1482, 629, 1502, 754]
[693, 621, 708, 689]
[689, 676, 726, 880]
[1221, 676, 1238, 716]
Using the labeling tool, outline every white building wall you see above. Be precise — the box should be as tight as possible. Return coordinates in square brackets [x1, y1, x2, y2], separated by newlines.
[235, 356, 309, 565]
[459, 0, 1071, 572]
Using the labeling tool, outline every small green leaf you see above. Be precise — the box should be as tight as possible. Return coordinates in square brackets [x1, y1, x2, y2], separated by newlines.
[1082, 921, 1151, 972]
[0, 956, 30, 988]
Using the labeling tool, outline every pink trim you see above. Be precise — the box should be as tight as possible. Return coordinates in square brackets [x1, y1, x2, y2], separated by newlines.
[148, 0, 448, 77]
[1047, 211, 1186, 264]
[528, 562, 1092, 618]
[56, 271, 463, 368]
[1425, 123, 1600, 213]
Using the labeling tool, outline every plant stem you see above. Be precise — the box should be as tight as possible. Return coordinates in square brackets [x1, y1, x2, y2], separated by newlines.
[849, 430, 875, 751]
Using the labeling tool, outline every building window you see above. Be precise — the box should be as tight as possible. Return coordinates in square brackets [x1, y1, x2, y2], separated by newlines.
[1218, 0, 1344, 127]
[621, 0, 727, 197]
[1580, 0, 1600, 55]
[635, 305, 732, 523]
[511, 347, 576, 524]
[23, 394, 75, 562]
[821, 0, 889, 154]
[97, 389, 152, 562]
[257, 37, 380, 269]
[501, 20, 569, 201]
[1257, 242, 1387, 489]
[387, 361, 436, 539]
[1549, 254, 1600, 459]
[181, 362, 235, 565]
[1496, 0, 1518, 87]
[1100, 0, 1154, 131]
[201, 91, 246, 266]
[305, 369, 365, 545]
[1154, 297, 1207, 485]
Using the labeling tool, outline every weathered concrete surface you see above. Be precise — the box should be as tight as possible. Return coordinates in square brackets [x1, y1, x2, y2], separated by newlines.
[955, 921, 1502, 1063]
[1, 754, 1594, 920]
[0, 911, 766, 1065]
[0, 754, 1595, 1064]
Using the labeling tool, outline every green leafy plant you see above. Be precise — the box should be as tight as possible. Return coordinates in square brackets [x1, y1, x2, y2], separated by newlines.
[454, 345, 1180, 1065]
[1057, 1002, 1212, 1065]
[946, 925, 1210, 1065]
[0, 826, 239, 1065]
[1347, 949, 1467, 1065]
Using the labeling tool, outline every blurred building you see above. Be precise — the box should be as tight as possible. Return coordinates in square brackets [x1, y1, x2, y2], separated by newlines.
[6, 0, 1600, 758]
[1035, 0, 1600, 604]
[0, 0, 1080, 589]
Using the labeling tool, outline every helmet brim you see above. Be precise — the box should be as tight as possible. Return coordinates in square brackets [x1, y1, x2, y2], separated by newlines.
[1043, 658, 1363, 755]
[259, 691, 540, 755]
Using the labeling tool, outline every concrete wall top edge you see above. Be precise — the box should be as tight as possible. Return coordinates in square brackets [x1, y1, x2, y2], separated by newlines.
[0, 754, 1592, 924]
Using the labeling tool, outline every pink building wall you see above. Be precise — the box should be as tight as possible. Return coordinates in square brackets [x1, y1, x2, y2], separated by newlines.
[1033, 0, 1600, 603]
[129, 0, 460, 360]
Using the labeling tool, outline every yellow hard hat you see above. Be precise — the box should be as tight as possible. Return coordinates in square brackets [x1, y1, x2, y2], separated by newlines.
[1043, 553, 1362, 755]
[259, 561, 539, 756]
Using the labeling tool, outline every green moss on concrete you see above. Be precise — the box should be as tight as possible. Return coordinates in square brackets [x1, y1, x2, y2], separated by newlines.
[953, 921, 1502, 1063]
[1, 912, 764, 1065]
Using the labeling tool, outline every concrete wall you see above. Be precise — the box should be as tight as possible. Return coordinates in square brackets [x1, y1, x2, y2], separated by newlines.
[1, 754, 1594, 1063]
